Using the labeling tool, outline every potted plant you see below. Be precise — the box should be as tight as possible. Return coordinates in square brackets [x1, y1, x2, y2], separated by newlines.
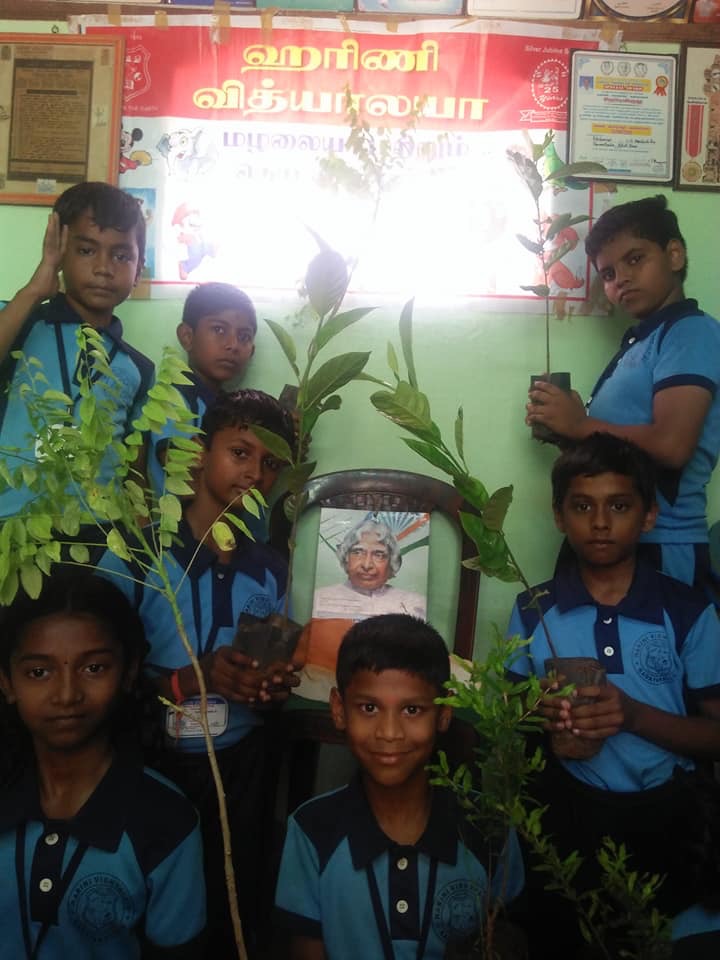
[507, 130, 604, 443]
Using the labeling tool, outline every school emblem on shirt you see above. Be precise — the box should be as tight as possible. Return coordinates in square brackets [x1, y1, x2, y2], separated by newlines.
[68, 874, 135, 942]
[432, 878, 484, 942]
[632, 631, 677, 685]
[242, 594, 273, 618]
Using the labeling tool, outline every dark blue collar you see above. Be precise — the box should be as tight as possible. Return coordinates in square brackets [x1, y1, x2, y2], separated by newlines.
[0, 751, 144, 852]
[170, 514, 270, 588]
[345, 774, 460, 870]
[39, 294, 125, 344]
[555, 556, 665, 625]
[620, 298, 699, 348]
[180, 370, 218, 413]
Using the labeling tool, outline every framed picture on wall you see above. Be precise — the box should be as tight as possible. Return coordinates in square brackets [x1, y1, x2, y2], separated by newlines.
[0, 33, 125, 205]
[568, 49, 678, 183]
[583, 0, 690, 19]
[675, 43, 720, 190]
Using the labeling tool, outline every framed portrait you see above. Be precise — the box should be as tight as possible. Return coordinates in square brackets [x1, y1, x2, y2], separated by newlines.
[296, 508, 430, 702]
[0, 33, 125, 205]
[568, 49, 678, 183]
[675, 43, 720, 190]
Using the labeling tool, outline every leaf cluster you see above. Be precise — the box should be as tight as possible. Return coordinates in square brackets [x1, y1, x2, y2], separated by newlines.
[0, 328, 248, 602]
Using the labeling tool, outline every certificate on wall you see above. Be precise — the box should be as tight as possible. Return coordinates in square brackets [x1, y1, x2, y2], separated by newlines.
[0, 34, 124, 205]
[676, 44, 720, 190]
[568, 50, 677, 183]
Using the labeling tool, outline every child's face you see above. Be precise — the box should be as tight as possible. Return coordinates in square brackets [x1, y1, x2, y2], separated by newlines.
[330, 668, 451, 791]
[61, 209, 142, 325]
[554, 472, 657, 569]
[177, 310, 255, 388]
[199, 425, 284, 509]
[594, 229, 685, 319]
[0, 613, 131, 755]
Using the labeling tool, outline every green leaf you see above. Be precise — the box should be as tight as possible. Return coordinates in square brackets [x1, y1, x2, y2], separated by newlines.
[304, 248, 348, 316]
[544, 160, 606, 181]
[285, 460, 316, 495]
[453, 474, 489, 510]
[27, 515, 53, 541]
[69, 543, 90, 564]
[106, 528, 132, 561]
[250, 425, 294, 464]
[516, 234, 543, 255]
[371, 382, 440, 443]
[454, 407, 465, 463]
[544, 241, 573, 271]
[387, 342, 399, 379]
[78, 394, 96, 426]
[482, 486, 514, 531]
[265, 319, 300, 376]
[211, 520, 236, 552]
[240, 493, 260, 518]
[314, 307, 375, 353]
[225, 511, 254, 539]
[42, 389, 72, 404]
[545, 212, 573, 241]
[403, 438, 457, 477]
[304, 352, 370, 408]
[159, 494, 182, 523]
[398, 299, 417, 389]
[519, 284, 550, 298]
[164, 476, 195, 496]
[20, 563, 43, 599]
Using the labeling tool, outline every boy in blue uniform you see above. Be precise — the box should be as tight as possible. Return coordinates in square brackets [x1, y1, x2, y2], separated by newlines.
[506, 433, 720, 956]
[0, 569, 206, 958]
[149, 281, 257, 497]
[527, 195, 720, 588]
[0, 181, 152, 518]
[100, 388, 299, 957]
[275, 614, 524, 959]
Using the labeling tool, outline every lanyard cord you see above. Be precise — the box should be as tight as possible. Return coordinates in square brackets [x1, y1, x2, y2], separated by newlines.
[15, 824, 89, 960]
[365, 856, 439, 960]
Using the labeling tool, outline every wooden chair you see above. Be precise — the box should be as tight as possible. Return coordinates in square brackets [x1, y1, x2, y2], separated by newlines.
[269, 467, 482, 812]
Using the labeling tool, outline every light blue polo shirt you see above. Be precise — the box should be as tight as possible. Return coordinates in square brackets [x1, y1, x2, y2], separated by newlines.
[506, 558, 720, 792]
[586, 299, 720, 565]
[98, 516, 288, 753]
[0, 295, 153, 518]
[0, 753, 205, 957]
[275, 775, 524, 960]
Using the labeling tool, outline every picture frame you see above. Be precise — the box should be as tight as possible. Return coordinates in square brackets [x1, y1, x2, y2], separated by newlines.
[568, 49, 678, 184]
[582, 0, 691, 21]
[675, 43, 720, 191]
[0, 33, 125, 206]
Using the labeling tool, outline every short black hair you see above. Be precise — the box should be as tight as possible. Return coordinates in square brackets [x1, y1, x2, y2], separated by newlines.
[200, 389, 297, 458]
[551, 432, 657, 512]
[0, 568, 148, 673]
[335, 614, 449, 696]
[181, 282, 257, 333]
[53, 181, 147, 266]
[585, 195, 687, 283]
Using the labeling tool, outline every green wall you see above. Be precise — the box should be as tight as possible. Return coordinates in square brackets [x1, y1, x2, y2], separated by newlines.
[2, 21, 719, 655]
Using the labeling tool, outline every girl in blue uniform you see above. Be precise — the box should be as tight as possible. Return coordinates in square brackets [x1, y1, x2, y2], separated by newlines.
[0, 569, 206, 959]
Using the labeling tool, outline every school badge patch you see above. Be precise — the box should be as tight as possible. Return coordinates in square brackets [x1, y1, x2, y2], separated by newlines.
[632, 631, 677, 685]
[432, 878, 484, 942]
[68, 874, 135, 942]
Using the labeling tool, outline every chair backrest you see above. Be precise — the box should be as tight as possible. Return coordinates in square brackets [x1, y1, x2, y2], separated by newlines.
[275, 467, 480, 659]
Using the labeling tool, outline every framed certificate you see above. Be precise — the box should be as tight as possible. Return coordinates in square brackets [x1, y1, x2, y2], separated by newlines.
[583, 0, 690, 19]
[0, 33, 125, 205]
[676, 43, 720, 190]
[568, 50, 678, 183]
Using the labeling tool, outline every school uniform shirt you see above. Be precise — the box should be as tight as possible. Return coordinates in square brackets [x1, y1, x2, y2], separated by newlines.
[98, 516, 288, 753]
[0, 752, 205, 958]
[275, 775, 524, 960]
[0, 295, 153, 519]
[586, 299, 720, 583]
[506, 557, 720, 792]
